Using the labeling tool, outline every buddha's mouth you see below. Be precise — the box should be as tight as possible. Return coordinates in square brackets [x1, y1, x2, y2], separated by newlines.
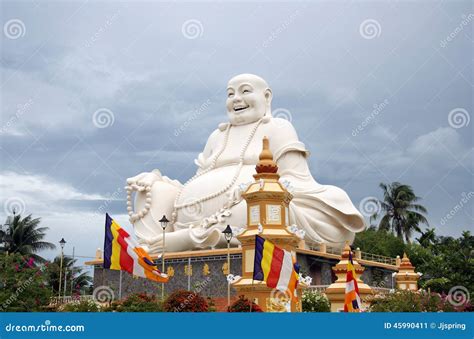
[233, 105, 249, 113]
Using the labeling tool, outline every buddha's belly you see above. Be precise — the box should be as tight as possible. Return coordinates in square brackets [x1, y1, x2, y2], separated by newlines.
[175, 165, 255, 224]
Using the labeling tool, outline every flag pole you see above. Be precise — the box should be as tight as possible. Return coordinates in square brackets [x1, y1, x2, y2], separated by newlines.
[118, 270, 123, 300]
[249, 278, 254, 312]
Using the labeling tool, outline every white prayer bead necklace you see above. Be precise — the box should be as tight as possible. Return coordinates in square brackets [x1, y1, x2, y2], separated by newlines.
[127, 117, 266, 224]
[171, 118, 265, 223]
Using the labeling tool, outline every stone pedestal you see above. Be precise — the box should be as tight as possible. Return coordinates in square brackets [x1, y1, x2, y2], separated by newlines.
[325, 243, 373, 312]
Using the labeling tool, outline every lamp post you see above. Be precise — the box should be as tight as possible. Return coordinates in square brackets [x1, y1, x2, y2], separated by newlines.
[58, 238, 66, 299]
[159, 215, 169, 301]
[222, 225, 233, 308]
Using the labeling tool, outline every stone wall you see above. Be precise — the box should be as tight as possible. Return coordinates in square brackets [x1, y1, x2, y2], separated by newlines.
[92, 252, 396, 300]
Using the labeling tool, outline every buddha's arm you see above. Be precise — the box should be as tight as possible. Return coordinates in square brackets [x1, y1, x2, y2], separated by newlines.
[277, 150, 318, 189]
[195, 128, 221, 174]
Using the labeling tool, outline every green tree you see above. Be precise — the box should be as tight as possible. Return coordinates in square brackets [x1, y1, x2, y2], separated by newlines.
[46, 256, 92, 296]
[371, 182, 428, 242]
[353, 226, 406, 258]
[416, 228, 436, 247]
[0, 214, 55, 262]
[406, 231, 473, 295]
[0, 253, 51, 311]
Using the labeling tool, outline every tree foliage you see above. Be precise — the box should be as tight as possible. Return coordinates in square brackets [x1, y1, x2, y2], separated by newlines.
[0, 214, 55, 263]
[163, 290, 208, 312]
[354, 226, 406, 258]
[228, 295, 263, 312]
[370, 182, 428, 242]
[302, 290, 330, 312]
[0, 253, 51, 311]
[46, 255, 92, 296]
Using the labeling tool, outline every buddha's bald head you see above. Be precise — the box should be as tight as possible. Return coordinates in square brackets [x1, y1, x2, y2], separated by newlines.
[226, 74, 272, 126]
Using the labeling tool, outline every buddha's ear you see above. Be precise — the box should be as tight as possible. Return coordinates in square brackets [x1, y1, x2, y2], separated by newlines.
[264, 88, 273, 104]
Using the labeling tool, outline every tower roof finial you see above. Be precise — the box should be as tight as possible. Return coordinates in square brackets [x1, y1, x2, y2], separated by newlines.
[255, 136, 278, 174]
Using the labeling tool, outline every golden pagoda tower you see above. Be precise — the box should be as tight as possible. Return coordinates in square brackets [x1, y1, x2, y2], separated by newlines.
[231, 136, 305, 312]
[325, 242, 373, 312]
[395, 253, 419, 291]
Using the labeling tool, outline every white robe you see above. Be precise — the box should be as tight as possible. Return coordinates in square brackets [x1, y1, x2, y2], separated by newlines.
[169, 117, 365, 250]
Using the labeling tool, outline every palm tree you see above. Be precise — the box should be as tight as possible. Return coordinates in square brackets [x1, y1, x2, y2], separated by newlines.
[0, 214, 55, 262]
[48, 256, 92, 295]
[416, 228, 436, 247]
[370, 182, 428, 242]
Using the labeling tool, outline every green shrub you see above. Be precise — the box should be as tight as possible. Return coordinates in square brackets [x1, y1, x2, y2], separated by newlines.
[228, 295, 262, 312]
[369, 290, 457, 312]
[62, 300, 101, 312]
[302, 290, 330, 312]
[163, 290, 208, 312]
[105, 293, 163, 312]
[0, 253, 51, 312]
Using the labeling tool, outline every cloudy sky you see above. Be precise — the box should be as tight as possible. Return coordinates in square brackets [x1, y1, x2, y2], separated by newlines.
[1, 0, 472, 271]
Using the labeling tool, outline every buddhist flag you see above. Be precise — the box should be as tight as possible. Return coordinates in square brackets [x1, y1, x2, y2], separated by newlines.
[253, 235, 299, 300]
[344, 250, 362, 312]
[103, 213, 168, 283]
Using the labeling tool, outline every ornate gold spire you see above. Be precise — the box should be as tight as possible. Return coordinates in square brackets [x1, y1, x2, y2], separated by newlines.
[340, 241, 352, 259]
[400, 252, 414, 270]
[255, 136, 278, 175]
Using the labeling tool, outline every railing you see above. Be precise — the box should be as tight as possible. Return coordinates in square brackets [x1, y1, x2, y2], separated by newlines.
[307, 285, 330, 293]
[303, 241, 397, 266]
[372, 287, 393, 295]
[308, 285, 393, 294]
[49, 295, 94, 306]
[360, 252, 397, 266]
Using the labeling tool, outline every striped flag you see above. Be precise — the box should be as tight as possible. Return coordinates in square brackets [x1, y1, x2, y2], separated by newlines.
[253, 235, 299, 300]
[103, 213, 168, 283]
[344, 250, 362, 312]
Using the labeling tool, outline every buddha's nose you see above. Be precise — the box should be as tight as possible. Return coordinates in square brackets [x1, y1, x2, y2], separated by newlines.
[233, 94, 243, 103]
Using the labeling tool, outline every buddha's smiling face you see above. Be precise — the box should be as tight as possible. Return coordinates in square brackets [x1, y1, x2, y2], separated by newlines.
[226, 74, 272, 126]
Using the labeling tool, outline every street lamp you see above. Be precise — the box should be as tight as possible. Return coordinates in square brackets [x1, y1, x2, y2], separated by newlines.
[222, 225, 233, 308]
[159, 215, 169, 301]
[58, 238, 66, 299]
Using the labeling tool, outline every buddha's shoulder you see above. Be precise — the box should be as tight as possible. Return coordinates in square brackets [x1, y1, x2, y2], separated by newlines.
[264, 117, 299, 137]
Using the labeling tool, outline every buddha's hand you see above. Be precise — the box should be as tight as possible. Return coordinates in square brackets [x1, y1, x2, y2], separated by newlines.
[126, 169, 162, 190]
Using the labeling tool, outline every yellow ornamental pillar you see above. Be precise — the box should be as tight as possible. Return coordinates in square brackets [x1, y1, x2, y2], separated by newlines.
[325, 242, 373, 312]
[395, 253, 420, 291]
[231, 136, 307, 312]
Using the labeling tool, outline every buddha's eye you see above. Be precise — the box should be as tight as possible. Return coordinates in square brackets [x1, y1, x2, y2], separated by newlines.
[228, 92, 234, 97]
[243, 89, 251, 94]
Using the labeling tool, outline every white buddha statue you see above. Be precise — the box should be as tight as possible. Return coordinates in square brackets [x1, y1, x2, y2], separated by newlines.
[126, 74, 365, 253]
